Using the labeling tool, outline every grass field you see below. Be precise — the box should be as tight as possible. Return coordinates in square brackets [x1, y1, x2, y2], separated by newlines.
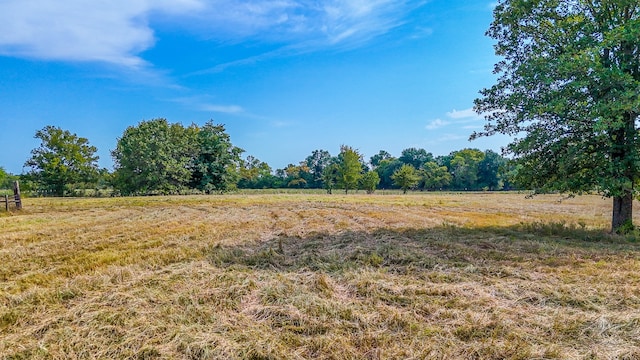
[1, 193, 639, 359]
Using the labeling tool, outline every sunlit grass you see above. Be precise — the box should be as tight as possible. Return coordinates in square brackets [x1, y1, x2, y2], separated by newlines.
[1, 193, 639, 359]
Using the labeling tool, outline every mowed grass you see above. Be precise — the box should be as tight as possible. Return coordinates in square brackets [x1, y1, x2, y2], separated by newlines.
[1, 193, 639, 359]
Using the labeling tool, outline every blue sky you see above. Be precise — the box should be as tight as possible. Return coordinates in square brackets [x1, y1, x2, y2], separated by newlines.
[0, 0, 510, 174]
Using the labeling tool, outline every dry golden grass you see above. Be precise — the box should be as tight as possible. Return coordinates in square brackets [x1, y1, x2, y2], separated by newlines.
[1, 193, 640, 359]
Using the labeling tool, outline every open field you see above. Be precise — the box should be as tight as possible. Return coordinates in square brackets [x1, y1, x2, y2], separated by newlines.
[1, 193, 640, 359]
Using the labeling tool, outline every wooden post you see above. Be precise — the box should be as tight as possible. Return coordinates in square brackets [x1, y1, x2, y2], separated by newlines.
[4, 195, 7, 211]
[13, 181, 22, 210]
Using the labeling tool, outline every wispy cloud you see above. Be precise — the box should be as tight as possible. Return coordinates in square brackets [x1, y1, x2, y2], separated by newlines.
[425, 107, 486, 131]
[0, 0, 203, 67]
[446, 108, 482, 120]
[0, 0, 427, 69]
[436, 134, 467, 142]
[196, 0, 425, 45]
[199, 104, 245, 114]
[191, 0, 428, 74]
[170, 96, 244, 114]
[425, 118, 447, 130]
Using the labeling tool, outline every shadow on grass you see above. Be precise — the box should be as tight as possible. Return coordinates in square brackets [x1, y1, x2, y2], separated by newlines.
[205, 222, 640, 273]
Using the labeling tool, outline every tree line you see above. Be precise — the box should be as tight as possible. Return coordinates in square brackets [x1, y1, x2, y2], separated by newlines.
[3, 118, 515, 196]
[5, 1, 638, 232]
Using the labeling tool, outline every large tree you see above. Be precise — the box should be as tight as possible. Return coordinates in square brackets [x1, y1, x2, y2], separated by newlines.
[337, 145, 364, 194]
[422, 161, 452, 191]
[376, 158, 404, 189]
[478, 150, 507, 191]
[370, 150, 393, 168]
[190, 121, 243, 193]
[112, 119, 241, 195]
[474, 0, 640, 231]
[392, 164, 421, 194]
[399, 148, 433, 170]
[24, 126, 99, 196]
[448, 149, 485, 190]
[304, 149, 332, 188]
[360, 170, 381, 194]
[112, 119, 196, 195]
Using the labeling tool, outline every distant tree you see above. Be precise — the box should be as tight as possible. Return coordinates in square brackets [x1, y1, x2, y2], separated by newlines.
[238, 156, 274, 189]
[0, 167, 19, 190]
[473, 0, 640, 231]
[24, 126, 99, 196]
[449, 149, 485, 190]
[190, 121, 243, 193]
[112, 119, 195, 195]
[112, 119, 241, 195]
[337, 145, 363, 194]
[392, 164, 420, 194]
[500, 161, 522, 191]
[360, 171, 380, 194]
[284, 163, 311, 188]
[422, 161, 452, 191]
[370, 150, 393, 168]
[399, 148, 433, 170]
[304, 150, 332, 188]
[477, 150, 507, 191]
[95, 168, 112, 196]
[376, 158, 404, 189]
[0, 167, 8, 189]
[322, 163, 340, 194]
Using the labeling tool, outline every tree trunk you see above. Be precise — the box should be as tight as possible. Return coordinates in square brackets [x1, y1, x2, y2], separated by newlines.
[612, 191, 633, 233]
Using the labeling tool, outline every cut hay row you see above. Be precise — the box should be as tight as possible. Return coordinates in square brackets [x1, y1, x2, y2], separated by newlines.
[1, 193, 639, 359]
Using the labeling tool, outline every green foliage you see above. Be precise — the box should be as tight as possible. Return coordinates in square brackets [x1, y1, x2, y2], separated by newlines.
[360, 171, 381, 194]
[304, 150, 332, 188]
[375, 158, 404, 189]
[283, 163, 311, 188]
[190, 121, 243, 193]
[369, 150, 392, 168]
[0, 167, 9, 189]
[238, 156, 277, 189]
[322, 163, 340, 194]
[477, 150, 507, 191]
[422, 161, 452, 191]
[392, 164, 420, 194]
[474, 0, 640, 229]
[337, 145, 364, 194]
[399, 148, 433, 170]
[112, 119, 241, 195]
[24, 126, 99, 196]
[112, 119, 195, 195]
[448, 149, 485, 190]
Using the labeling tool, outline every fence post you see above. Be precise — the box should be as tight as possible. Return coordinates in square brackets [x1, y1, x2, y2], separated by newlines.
[4, 195, 7, 211]
[13, 181, 22, 210]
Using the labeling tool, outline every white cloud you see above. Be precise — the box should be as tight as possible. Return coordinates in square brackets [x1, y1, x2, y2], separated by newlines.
[425, 118, 447, 130]
[446, 108, 481, 120]
[188, 0, 426, 49]
[437, 133, 467, 142]
[170, 96, 244, 114]
[0, 0, 426, 67]
[0, 0, 203, 67]
[200, 104, 244, 114]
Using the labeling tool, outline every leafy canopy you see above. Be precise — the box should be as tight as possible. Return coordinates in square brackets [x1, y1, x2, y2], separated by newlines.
[392, 164, 420, 194]
[112, 119, 242, 195]
[337, 145, 364, 194]
[24, 126, 99, 196]
[474, 0, 640, 229]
